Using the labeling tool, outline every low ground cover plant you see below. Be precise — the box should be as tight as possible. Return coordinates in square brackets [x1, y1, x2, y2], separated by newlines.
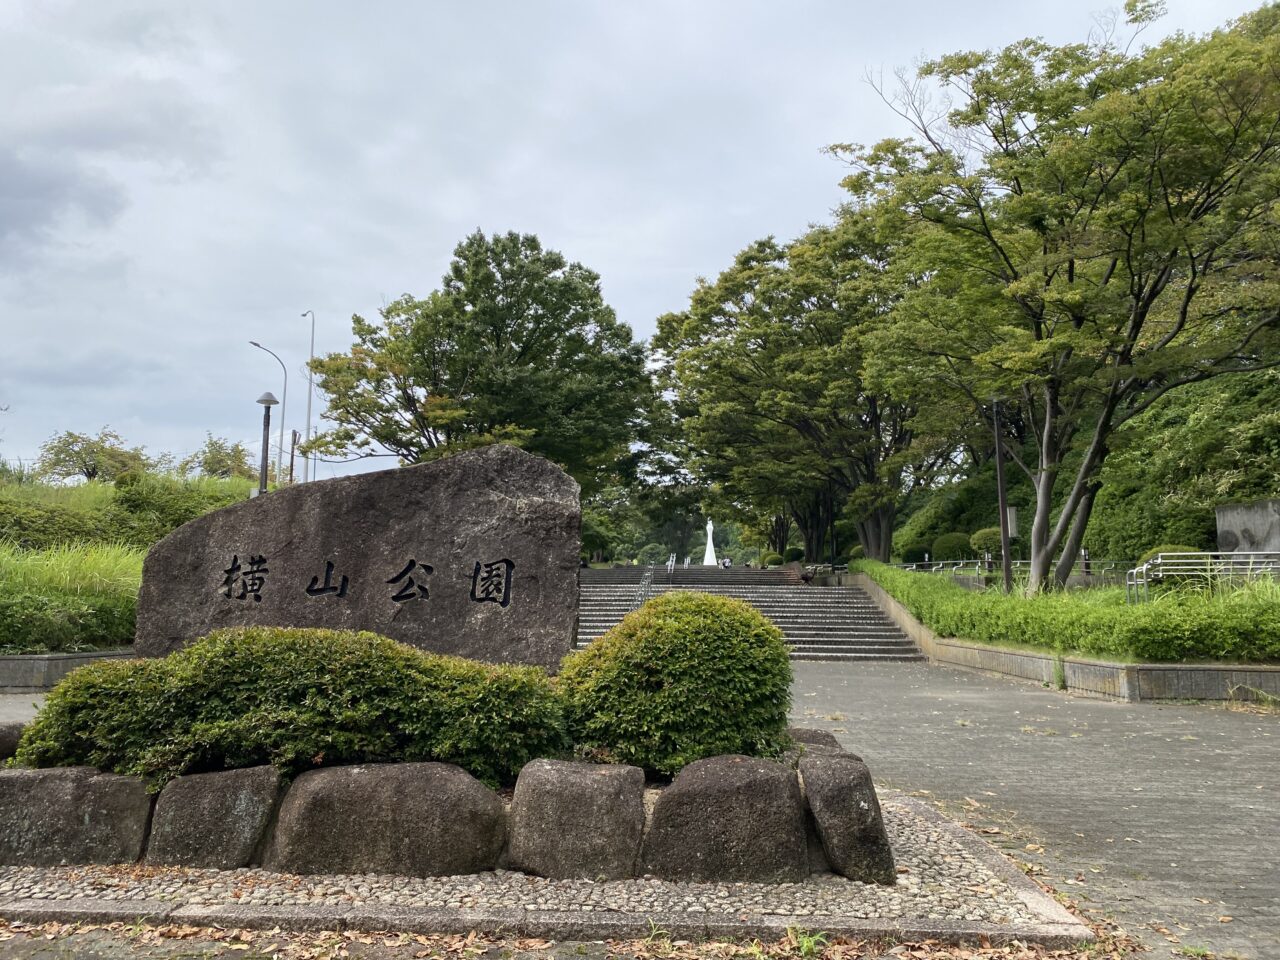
[559, 591, 793, 775]
[14, 627, 568, 786]
[855, 560, 1280, 662]
[0, 542, 143, 654]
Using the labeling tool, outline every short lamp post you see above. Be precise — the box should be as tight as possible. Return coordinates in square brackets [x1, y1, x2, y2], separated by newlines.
[257, 392, 279, 495]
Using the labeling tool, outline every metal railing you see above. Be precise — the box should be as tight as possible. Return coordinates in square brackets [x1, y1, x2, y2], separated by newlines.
[1126, 552, 1280, 602]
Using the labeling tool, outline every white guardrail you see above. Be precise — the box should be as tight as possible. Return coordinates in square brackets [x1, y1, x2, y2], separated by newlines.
[1125, 551, 1280, 602]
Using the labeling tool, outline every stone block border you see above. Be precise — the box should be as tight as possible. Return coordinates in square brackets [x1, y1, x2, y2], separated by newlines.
[826, 572, 1280, 702]
[0, 649, 133, 694]
[0, 796, 1093, 947]
[0, 745, 894, 887]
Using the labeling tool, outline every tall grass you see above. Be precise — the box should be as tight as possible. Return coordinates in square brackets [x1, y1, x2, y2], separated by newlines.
[0, 541, 143, 598]
[0, 478, 118, 512]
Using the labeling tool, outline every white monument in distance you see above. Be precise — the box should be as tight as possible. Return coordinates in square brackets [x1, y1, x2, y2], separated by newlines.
[703, 518, 718, 566]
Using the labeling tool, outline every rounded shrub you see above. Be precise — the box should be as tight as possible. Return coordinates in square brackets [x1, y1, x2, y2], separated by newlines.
[1137, 544, 1203, 566]
[558, 591, 792, 776]
[783, 546, 805, 563]
[14, 627, 567, 787]
[759, 552, 784, 567]
[900, 542, 929, 564]
[635, 542, 668, 566]
[931, 532, 972, 561]
[970, 527, 1003, 556]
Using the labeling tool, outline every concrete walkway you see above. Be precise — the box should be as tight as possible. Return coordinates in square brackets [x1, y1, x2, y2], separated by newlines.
[792, 661, 1278, 959]
[0, 696, 41, 725]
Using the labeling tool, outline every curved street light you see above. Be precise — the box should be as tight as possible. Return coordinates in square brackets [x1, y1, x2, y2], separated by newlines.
[249, 341, 287, 485]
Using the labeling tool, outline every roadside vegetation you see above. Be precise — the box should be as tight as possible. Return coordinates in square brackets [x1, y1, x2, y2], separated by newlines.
[856, 561, 1280, 663]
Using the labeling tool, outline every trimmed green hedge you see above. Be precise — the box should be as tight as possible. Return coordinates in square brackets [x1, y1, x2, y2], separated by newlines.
[855, 561, 1280, 663]
[0, 590, 135, 654]
[14, 627, 568, 787]
[559, 591, 792, 775]
[931, 532, 971, 561]
[760, 552, 784, 567]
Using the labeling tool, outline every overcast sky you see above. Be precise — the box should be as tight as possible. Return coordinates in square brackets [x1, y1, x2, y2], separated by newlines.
[0, 0, 1256, 478]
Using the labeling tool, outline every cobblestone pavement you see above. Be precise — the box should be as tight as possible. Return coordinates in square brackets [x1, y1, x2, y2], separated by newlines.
[791, 661, 1279, 959]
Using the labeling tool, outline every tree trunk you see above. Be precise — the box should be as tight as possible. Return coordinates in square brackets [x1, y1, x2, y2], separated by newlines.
[768, 514, 792, 555]
[856, 504, 896, 562]
[790, 496, 829, 563]
[1052, 482, 1100, 588]
[1026, 468, 1057, 593]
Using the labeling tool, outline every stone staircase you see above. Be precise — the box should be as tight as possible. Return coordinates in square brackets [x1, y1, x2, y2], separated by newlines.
[576, 565, 923, 663]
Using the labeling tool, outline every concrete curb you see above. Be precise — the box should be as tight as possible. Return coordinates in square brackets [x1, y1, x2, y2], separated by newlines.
[0, 795, 1094, 948]
[0, 649, 134, 694]
[842, 572, 1280, 702]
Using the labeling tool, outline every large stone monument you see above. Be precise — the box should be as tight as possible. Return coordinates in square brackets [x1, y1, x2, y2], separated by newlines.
[135, 445, 580, 670]
[1216, 498, 1280, 552]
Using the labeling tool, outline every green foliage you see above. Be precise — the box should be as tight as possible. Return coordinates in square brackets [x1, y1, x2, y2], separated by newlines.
[0, 499, 114, 550]
[1085, 372, 1280, 560]
[105, 473, 249, 547]
[1137, 545, 1203, 566]
[900, 543, 929, 564]
[179, 434, 257, 480]
[855, 561, 1280, 663]
[36, 427, 151, 482]
[931, 532, 972, 561]
[308, 230, 650, 496]
[14, 628, 568, 787]
[840, 8, 1280, 590]
[635, 542, 668, 566]
[783, 546, 805, 563]
[970, 528, 1003, 556]
[0, 541, 142, 597]
[760, 552, 784, 567]
[558, 592, 793, 776]
[0, 591, 135, 654]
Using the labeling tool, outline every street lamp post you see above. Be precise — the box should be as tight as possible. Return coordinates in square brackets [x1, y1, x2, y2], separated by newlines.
[249, 341, 287, 485]
[256, 392, 279, 495]
[301, 310, 316, 482]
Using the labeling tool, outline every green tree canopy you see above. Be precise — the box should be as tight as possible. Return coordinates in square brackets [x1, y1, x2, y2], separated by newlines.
[179, 433, 256, 480]
[838, 5, 1280, 588]
[308, 230, 650, 495]
[36, 427, 150, 482]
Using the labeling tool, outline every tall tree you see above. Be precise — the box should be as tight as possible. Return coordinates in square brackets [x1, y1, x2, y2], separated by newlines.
[839, 4, 1280, 589]
[308, 230, 650, 495]
[656, 214, 940, 561]
[180, 433, 256, 480]
[36, 427, 149, 482]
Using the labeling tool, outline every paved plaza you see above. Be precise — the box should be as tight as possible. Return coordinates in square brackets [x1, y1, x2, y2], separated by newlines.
[792, 661, 1279, 959]
[4, 661, 1278, 957]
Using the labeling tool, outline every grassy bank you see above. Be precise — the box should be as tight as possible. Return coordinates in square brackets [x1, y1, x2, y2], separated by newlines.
[853, 561, 1280, 663]
[0, 542, 144, 654]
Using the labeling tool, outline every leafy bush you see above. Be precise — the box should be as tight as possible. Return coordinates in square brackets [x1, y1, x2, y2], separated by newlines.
[900, 542, 929, 564]
[558, 591, 792, 775]
[931, 532, 972, 561]
[635, 542, 668, 566]
[848, 544, 865, 560]
[1137, 544, 1202, 566]
[783, 546, 805, 563]
[854, 561, 1280, 663]
[759, 552, 784, 567]
[970, 527, 1003, 556]
[0, 499, 113, 550]
[14, 627, 568, 787]
[0, 590, 135, 654]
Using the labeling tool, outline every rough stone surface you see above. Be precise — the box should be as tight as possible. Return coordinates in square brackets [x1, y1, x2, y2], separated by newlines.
[800, 753, 895, 884]
[781, 726, 861, 768]
[146, 766, 282, 869]
[135, 445, 581, 670]
[0, 767, 152, 866]
[0, 721, 23, 760]
[507, 759, 644, 880]
[265, 763, 505, 877]
[641, 755, 807, 883]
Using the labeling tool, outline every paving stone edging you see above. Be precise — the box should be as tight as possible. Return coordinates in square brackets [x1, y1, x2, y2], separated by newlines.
[0, 649, 133, 693]
[833, 572, 1280, 702]
[0, 798, 1093, 947]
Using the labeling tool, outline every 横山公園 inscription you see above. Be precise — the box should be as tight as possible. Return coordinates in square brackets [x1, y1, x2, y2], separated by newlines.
[134, 445, 580, 670]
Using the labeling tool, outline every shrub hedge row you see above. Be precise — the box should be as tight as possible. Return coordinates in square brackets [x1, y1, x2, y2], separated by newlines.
[854, 560, 1280, 663]
[0, 591, 136, 655]
[13, 592, 795, 787]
